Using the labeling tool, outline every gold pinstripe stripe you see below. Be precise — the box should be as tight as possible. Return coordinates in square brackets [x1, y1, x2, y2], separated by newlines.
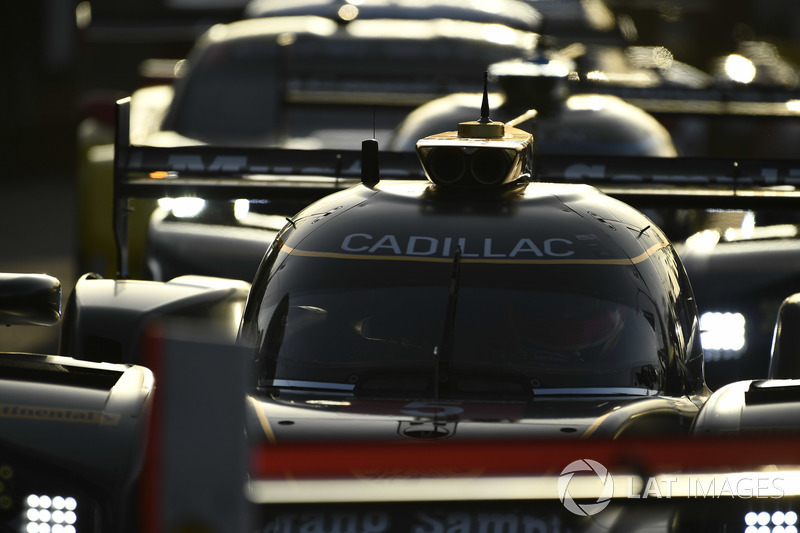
[580, 411, 614, 439]
[250, 396, 277, 444]
[278, 241, 669, 266]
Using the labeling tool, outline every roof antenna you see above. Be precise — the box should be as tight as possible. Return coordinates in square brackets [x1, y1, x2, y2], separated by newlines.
[361, 106, 379, 186]
[479, 71, 491, 124]
[457, 72, 504, 138]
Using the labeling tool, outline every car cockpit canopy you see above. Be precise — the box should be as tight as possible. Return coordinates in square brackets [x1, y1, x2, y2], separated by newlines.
[240, 81, 702, 401]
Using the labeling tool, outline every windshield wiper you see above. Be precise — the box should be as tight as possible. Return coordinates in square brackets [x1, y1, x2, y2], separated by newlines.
[435, 246, 462, 398]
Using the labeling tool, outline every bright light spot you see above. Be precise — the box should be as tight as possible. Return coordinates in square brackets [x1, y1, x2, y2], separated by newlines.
[158, 197, 206, 218]
[75, 1, 91, 30]
[787, 100, 800, 112]
[787, 511, 798, 525]
[684, 229, 720, 252]
[276, 32, 296, 46]
[741, 211, 756, 239]
[787, 526, 798, 533]
[724, 54, 757, 83]
[567, 95, 606, 111]
[586, 70, 608, 82]
[775, 512, 787, 525]
[338, 4, 359, 21]
[25, 494, 78, 533]
[747, 512, 759, 526]
[482, 24, 516, 45]
[700, 312, 746, 360]
[306, 399, 352, 406]
[759, 512, 771, 526]
[234, 199, 250, 221]
[652, 46, 674, 69]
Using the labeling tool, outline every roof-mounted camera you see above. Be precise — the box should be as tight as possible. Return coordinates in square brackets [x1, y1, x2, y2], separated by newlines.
[416, 73, 535, 188]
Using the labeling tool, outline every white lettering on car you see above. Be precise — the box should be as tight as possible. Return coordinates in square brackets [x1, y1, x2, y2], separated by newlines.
[165, 154, 247, 172]
[544, 238, 574, 257]
[369, 234, 402, 254]
[411, 511, 563, 533]
[258, 509, 564, 533]
[340, 234, 575, 259]
[509, 238, 543, 257]
[457, 237, 479, 257]
[260, 511, 390, 533]
[484, 238, 506, 258]
[407, 236, 438, 256]
[341, 233, 371, 252]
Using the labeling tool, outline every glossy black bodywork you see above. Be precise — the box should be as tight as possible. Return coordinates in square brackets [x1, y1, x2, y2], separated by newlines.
[0, 273, 61, 326]
[240, 178, 708, 420]
[246, 392, 701, 444]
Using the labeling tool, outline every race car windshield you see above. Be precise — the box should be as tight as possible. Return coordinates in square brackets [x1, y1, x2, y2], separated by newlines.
[250, 258, 667, 399]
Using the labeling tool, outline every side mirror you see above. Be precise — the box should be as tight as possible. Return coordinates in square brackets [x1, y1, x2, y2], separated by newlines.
[769, 293, 800, 379]
[0, 273, 61, 326]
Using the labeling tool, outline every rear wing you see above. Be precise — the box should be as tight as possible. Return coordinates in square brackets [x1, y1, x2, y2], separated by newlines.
[113, 97, 800, 277]
[537, 154, 800, 209]
[112, 97, 423, 277]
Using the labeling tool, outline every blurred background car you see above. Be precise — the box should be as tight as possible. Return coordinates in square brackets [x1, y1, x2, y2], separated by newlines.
[76, 5, 541, 280]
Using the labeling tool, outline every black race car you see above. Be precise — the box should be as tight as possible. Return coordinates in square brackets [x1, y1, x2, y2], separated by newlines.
[57, 90, 800, 531]
[0, 273, 153, 533]
[77, 10, 539, 280]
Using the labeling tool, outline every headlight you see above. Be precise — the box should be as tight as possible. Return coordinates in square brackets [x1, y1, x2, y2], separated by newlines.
[744, 509, 798, 532]
[158, 197, 206, 218]
[0, 455, 100, 532]
[24, 494, 79, 533]
[700, 311, 747, 361]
